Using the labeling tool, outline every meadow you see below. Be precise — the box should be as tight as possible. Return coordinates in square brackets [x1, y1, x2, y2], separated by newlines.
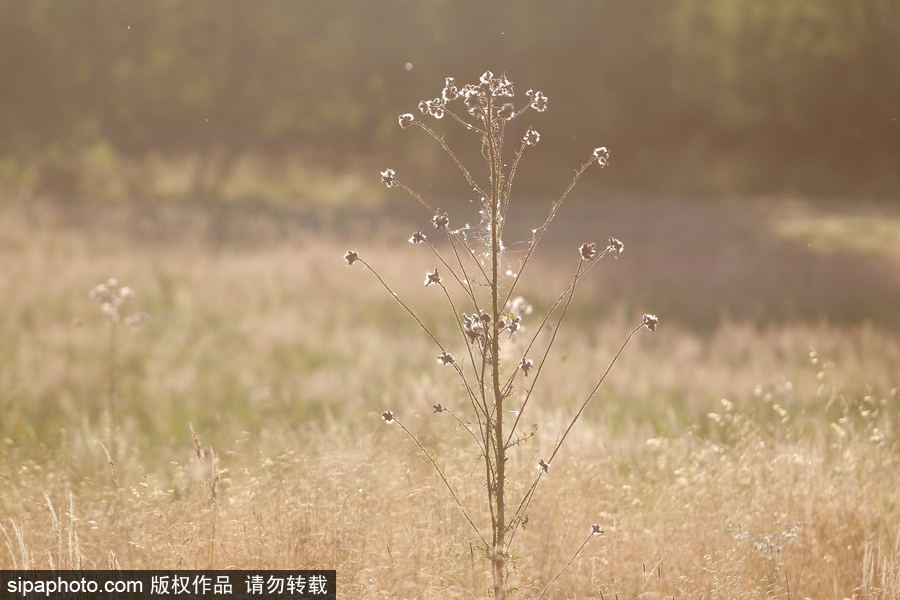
[1, 193, 899, 598]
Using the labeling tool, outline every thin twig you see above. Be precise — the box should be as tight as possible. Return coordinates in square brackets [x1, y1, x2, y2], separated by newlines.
[391, 417, 487, 547]
[548, 322, 646, 464]
[537, 531, 598, 599]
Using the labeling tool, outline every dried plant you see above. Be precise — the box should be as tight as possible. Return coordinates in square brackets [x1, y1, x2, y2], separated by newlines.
[87, 278, 150, 449]
[345, 71, 657, 597]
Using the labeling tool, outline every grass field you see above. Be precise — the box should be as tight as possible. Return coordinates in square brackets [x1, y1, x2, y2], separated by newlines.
[1, 193, 899, 598]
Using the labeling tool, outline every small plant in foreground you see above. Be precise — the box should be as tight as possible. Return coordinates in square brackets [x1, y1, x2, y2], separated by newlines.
[345, 72, 657, 598]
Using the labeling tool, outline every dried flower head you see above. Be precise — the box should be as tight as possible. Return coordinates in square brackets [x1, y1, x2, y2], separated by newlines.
[506, 296, 533, 317]
[381, 410, 395, 424]
[642, 314, 659, 332]
[431, 212, 450, 230]
[593, 146, 610, 167]
[497, 103, 514, 121]
[419, 97, 445, 119]
[523, 126, 540, 146]
[101, 302, 118, 320]
[399, 113, 415, 128]
[538, 458, 550, 474]
[592, 524, 604, 536]
[579, 242, 598, 261]
[607, 237, 624, 258]
[463, 87, 484, 116]
[463, 313, 484, 343]
[520, 357, 534, 376]
[343, 250, 359, 266]
[381, 168, 397, 187]
[442, 77, 459, 102]
[424, 268, 442, 286]
[437, 351, 456, 366]
[408, 230, 427, 244]
[508, 316, 522, 335]
[526, 89, 548, 112]
[479, 71, 494, 92]
[433, 402, 444, 413]
[493, 72, 514, 97]
[89, 277, 136, 322]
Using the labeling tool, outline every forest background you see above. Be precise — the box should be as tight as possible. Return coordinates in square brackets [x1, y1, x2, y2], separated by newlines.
[1, 0, 898, 202]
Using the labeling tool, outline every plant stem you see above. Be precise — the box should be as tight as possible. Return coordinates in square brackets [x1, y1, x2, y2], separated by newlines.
[487, 98, 507, 600]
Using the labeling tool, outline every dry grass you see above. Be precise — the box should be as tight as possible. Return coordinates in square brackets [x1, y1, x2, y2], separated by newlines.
[1, 196, 899, 598]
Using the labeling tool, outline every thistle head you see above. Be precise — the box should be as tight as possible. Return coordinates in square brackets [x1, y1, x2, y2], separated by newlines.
[519, 357, 534, 376]
[607, 237, 624, 258]
[424, 268, 442, 287]
[526, 89, 548, 112]
[593, 147, 610, 167]
[579, 242, 598, 261]
[380, 168, 397, 187]
[431, 212, 450, 230]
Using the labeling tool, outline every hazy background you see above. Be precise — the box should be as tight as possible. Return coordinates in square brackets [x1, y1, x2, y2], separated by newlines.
[1, 0, 898, 201]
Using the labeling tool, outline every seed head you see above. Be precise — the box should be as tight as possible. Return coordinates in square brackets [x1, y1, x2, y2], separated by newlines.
[607, 237, 624, 258]
[343, 250, 359, 266]
[642, 314, 659, 332]
[442, 77, 459, 102]
[418, 97, 445, 119]
[437, 351, 456, 366]
[431, 212, 450, 230]
[520, 357, 534, 376]
[497, 103, 514, 121]
[593, 147, 610, 167]
[506, 296, 533, 317]
[508, 316, 522, 335]
[479, 71, 494, 92]
[398, 113, 415, 128]
[409, 230, 427, 244]
[523, 126, 540, 146]
[538, 458, 550, 474]
[381, 410, 395, 424]
[463, 88, 484, 116]
[579, 242, 598, 261]
[424, 268, 442, 287]
[526, 90, 548, 112]
[101, 302, 119, 320]
[433, 402, 444, 413]
[463, 314, 484, 343]
[592, 524, 604, 536]
[493, 72, 514, 97]
[381, 168, 397, 187]
[90, 278, 135, 321]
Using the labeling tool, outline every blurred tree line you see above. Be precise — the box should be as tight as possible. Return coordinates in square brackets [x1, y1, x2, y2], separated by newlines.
[1, 0, 897, 200]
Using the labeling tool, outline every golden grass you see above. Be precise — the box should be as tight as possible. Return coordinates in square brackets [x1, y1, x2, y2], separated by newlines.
[1, 197, 899, 598]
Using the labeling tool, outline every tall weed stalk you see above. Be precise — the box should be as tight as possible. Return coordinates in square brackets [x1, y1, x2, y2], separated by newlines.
[345, 72, 657, 598]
